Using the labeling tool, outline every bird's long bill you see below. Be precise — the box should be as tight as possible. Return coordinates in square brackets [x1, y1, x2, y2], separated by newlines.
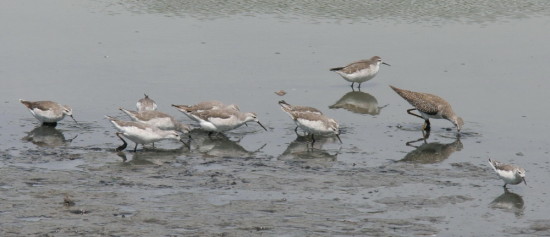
[336, 134, 343, 144]
[179, 137, 191, 149]
[256, 121, 267, 131]
[522, 177, 527, 185]
[382, 62, 391, 66]
[70, 115, 78, 124]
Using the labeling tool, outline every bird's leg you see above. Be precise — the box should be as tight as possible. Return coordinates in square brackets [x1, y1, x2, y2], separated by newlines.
[407, 109, 424, 119]
[358, 83, 362, 89]
[115, 132, 127, 152]
[311, 134, 316, 146]
[422, 119, 431, 131]
[133, 143, 138, 152]
[42, 122, 58, 127]
[180, 138, 191, 150]
[350, 82, 355, 88]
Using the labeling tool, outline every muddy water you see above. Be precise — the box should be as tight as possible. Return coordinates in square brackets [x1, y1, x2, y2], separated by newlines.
[2, 0, 550, 236]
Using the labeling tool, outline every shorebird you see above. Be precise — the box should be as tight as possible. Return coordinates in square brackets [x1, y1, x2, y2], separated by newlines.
[389, 85, 464, 132]
[279, 105, 341, 144]
[136, 94, 157, 112]
[20, 99, 77, 126]
[119, 108, 191, 133]
[106, 116, 185, 152]
[172, 101, 239, 122]
[488, 159, 526, 188]
[330, 56, 390, 89]
[278, 100, 323, 134]
[191, 108, 267, 135]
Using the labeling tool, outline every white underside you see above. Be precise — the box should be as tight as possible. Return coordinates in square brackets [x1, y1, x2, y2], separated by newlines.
[112, 122, 175, 145]
[296, 118, 335, 135]
[336, 68, 379, 83]
[199, 116, 246, 132]
[30, 109, 64, 123]
[495, 169, 523, 185]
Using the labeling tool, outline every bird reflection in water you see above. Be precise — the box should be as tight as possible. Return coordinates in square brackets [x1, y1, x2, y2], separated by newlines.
[116, 147, 186, 164]
[278, 136, 339, 166]
[190, 131, 266, 158]
[329, 90, 387, 115]
[490, 187, 525, 218]
[399, 131, 463, 164]
[22, 125, 78, 148]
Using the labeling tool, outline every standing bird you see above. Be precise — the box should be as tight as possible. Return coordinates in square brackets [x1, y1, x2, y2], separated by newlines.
[106, 116, 184, 152]
[488, 159, 526, 188]
[172, 101, 239, 122]
[330, 56, 390, 89]
[20, 99, 77, 126]
[278, 100, 323, 134]
[389, 85, 464, 132]
[119, 108, 191, 134]
[136, 94, 157, 112]
[191, 108, 267, 136]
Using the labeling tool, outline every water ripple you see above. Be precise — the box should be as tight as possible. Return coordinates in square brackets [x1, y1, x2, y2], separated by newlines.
[105, 0, 550, 24]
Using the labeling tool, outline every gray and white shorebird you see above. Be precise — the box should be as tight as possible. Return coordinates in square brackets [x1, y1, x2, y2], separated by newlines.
[190, 108, 267, 135]
[136, 94, 157, 112]
[172, 101, 240, 122]
[20, 99, 77, 126]
[278, 102, 342, 144]
[278, 100, 323, 134]
[106, 116, 185, 152]
[488, 159, 526, 188]
[119, 108, 191, 133]
[389, 85, 464, 132]
[330, 56, 390, 89]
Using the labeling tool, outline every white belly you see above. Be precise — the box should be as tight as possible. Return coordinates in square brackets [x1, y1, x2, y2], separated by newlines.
[31, 109, 64, 123]
[337, 67, 379, 83]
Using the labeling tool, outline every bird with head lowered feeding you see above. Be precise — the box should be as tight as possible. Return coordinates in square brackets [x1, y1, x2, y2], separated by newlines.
[488, 159, 526, 188]
[20, 99, 77, 126]
[390, 85, 463, 132]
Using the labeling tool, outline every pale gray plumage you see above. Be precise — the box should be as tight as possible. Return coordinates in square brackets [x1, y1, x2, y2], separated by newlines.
[330, 56, 390, 88]
[136, 94, 157, 112]
[488, 159, 526, 188]
[20, 99, 77, 125]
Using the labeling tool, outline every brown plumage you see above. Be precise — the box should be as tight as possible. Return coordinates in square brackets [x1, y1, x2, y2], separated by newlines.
[390, 85, 463, 132]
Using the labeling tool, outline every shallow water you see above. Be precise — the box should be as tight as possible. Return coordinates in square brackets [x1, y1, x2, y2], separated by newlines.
[2, 0, 550, 236]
